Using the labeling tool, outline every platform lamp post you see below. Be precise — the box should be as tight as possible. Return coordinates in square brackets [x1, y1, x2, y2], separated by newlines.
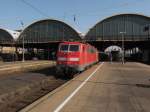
[20, 21, 25, 62]
[120, 32, 126, 64]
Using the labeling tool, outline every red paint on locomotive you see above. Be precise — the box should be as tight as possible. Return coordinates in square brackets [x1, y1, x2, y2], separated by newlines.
[56, 42, 99, 74]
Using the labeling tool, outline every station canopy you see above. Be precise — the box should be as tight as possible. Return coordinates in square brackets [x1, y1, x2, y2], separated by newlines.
[18, 19, 81, 43]
[85, 13, 150, 41]
[0, 28, 20, 44]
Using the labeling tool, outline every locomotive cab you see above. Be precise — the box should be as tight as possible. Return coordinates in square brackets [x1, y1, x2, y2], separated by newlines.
[57, 42, 81, 75]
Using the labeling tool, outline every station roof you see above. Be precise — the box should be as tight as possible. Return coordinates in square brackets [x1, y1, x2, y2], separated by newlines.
[18, 19, 82, 43]
[0, 28, 20, 44]
[85, 13, 150, 41]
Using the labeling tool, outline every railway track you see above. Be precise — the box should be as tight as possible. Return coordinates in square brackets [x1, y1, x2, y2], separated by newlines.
[0, 66, 71, 112]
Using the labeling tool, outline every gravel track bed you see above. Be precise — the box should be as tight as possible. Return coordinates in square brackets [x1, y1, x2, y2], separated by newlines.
[0, 66, 68, 112]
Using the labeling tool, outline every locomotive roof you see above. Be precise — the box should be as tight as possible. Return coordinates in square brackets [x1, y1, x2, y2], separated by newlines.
[60, 41, 97, 49]
[61, 41, 82, 44]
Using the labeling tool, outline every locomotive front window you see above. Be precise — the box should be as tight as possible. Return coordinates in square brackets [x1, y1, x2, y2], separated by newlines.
[69, 45, 79, 52]
[60, 45, 69, 52]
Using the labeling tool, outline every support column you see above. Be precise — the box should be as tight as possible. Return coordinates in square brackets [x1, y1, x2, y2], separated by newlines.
[142, 50, 150, 63]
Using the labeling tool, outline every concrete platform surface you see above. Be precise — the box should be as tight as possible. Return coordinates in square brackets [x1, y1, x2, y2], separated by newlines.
[0, 60, 54, 69]
[20, 62, 150, 112]
[0, 60, 55, 75]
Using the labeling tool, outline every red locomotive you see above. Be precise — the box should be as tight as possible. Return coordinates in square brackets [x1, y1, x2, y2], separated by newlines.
[56, 41, 99, 77]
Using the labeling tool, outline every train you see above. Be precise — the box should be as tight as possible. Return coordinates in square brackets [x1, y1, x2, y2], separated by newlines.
[56, 41, 99, 78]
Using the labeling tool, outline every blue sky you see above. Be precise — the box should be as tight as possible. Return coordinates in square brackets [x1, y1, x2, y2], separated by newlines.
[0, 0, 150, 33]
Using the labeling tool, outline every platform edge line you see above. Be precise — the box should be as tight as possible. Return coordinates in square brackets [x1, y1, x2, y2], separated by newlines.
[53, 62, 104, 112]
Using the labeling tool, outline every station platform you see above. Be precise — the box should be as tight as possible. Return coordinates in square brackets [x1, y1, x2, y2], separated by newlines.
[20, 62, 150, 112]
[0, 60, 55, 75]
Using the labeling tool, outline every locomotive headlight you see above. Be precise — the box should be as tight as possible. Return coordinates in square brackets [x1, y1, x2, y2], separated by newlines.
[69, 58, 79, 61]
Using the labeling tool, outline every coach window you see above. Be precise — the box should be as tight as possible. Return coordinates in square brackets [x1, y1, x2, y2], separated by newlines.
[91, 48, 95, 53]
[87, 47, 91, 53]
[69, 45, 79, 52]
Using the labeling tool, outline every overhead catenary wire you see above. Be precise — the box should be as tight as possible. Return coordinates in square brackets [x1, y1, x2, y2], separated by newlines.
[66, 0, 146, 34]
[19, 0, 49, 18]
[0, 0, 148, 31]
[64, 0, 145, 17]
[0, 0, 148, 23]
